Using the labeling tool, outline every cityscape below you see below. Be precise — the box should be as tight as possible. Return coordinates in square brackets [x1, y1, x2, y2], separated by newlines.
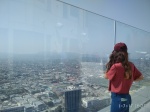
[0, 53, 149, 112]
[0, 0, 150, 112]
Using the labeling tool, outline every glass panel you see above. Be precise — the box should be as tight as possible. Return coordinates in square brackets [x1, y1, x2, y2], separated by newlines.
[116, 22, 150, 112]
[0, 0, 114, 111]
[0, 0, 150, 112]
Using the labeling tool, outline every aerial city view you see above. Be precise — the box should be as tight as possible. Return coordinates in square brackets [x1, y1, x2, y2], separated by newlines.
[0, 52, 150, 112]
[0, 0, 150, 112]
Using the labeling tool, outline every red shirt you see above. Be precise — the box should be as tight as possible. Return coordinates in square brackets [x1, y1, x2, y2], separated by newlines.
[106, 62, 142, 94]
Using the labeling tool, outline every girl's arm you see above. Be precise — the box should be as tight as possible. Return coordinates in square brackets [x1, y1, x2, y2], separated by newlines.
[134, 75, 144, 81]
[104, 73, 108, 79]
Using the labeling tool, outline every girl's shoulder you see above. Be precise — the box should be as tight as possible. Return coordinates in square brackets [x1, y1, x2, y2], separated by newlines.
[128, 61, 135, 67]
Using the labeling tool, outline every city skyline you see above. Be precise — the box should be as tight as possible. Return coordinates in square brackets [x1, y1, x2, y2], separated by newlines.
[0, 0, 150, 111]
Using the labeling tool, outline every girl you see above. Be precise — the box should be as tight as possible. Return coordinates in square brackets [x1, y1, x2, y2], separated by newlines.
[104, 42, 143, 112]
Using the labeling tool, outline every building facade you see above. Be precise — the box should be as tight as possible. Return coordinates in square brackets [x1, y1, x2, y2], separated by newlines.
[63, 89, 81, 112]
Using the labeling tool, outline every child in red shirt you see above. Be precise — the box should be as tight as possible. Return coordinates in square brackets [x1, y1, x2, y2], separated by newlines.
[104, 42, 143, 112]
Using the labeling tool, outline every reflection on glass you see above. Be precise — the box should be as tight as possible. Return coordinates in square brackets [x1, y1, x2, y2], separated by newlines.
[0, 0, 150, 112]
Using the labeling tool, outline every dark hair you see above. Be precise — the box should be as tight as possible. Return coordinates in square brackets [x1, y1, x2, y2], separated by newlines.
[106, 50, 132, 79]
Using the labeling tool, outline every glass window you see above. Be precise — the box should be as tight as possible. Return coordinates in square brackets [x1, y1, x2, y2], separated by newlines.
[116, 22, 150, 112]
[0, 0, 150, 112]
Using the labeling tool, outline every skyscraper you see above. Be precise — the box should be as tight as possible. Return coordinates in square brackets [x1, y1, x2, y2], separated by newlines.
[63, 89, 81, 112]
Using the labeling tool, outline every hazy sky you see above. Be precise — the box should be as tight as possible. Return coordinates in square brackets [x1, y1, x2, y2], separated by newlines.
[60, 0, 150, 33]
[0, 0, 150, 58]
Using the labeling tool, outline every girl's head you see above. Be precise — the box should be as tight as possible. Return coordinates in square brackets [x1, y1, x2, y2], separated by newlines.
[106, 42, 132, 79]
[114, 42, 127, 52]
[112, 42, 129, 63]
